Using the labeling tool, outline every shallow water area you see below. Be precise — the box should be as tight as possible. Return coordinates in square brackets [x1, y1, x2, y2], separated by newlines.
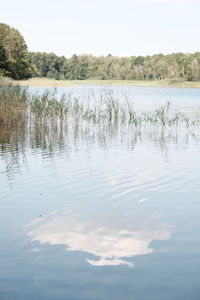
[28, 84, 200, 110]
[0, 85, 200, 300]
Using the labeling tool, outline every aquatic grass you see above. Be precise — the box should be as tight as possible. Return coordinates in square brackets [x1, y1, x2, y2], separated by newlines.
[1, 86, 200, 133]
[2, 87, 200, 182]
[30, 90, 200, 129]
[0, 86, 29, 128]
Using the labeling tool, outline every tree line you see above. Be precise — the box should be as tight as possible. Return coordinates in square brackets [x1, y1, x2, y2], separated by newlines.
[1, 23, 200, 81]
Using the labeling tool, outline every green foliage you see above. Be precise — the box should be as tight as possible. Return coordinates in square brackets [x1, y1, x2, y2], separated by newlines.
[0, 39, 9, 76]
[1, 23, 200, 82]
[28, 52, 200, 82]
[0, 23, 31, 79]
[28, 52, 66, 79]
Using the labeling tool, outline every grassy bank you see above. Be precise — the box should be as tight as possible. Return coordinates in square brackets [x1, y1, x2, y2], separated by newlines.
[0, 77, 74, 87]
[2, 77, 200, 88]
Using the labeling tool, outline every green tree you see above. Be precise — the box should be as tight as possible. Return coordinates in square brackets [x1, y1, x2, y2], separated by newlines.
[0, 39, 9, 76]
[186, 58, 200, 81]
[0, 23, 31, 79]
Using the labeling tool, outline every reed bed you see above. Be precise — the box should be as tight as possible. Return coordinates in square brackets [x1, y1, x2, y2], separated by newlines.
[0, 86, 200, 131]
[1, 86, 200, 182]
[0, 87, 29, 129]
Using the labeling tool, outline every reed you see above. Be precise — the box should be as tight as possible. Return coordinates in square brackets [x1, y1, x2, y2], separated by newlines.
[0, 86, 199, 132]
[0, 87, 29, 129]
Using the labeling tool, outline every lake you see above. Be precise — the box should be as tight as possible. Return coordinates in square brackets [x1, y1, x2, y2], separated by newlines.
[0, 85, 200, 300]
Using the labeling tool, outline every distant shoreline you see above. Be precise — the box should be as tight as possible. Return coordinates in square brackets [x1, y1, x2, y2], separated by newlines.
[1, 77, 200, 88]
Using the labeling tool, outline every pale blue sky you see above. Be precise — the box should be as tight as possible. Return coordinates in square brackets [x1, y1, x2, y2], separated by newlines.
[1, 0, 200, 57]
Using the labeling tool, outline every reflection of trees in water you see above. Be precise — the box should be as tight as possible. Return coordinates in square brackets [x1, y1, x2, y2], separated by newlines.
[0, 116, 200, 185]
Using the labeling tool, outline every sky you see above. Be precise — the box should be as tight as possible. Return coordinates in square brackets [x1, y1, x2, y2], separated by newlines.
[1, 0, 200, 58]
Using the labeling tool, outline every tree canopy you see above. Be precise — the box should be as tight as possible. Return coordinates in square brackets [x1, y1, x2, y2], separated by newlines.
[28, 51, 200, 82]
[1, 23, 200, 82]
[0, 23, 31, 79]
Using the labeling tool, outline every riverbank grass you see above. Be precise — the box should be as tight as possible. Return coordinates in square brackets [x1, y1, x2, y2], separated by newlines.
[1, 77, 200, 88]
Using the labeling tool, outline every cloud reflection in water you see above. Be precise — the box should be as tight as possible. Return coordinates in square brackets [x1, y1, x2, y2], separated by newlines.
[27, 214, 171, 267]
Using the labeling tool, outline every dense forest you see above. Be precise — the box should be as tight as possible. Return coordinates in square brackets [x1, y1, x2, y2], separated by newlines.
[1, 23, 200, 81]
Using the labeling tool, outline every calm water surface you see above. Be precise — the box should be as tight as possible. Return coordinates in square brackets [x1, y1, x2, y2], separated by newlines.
[29, 84, 200, 110]
[0, 85, 200, 299]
